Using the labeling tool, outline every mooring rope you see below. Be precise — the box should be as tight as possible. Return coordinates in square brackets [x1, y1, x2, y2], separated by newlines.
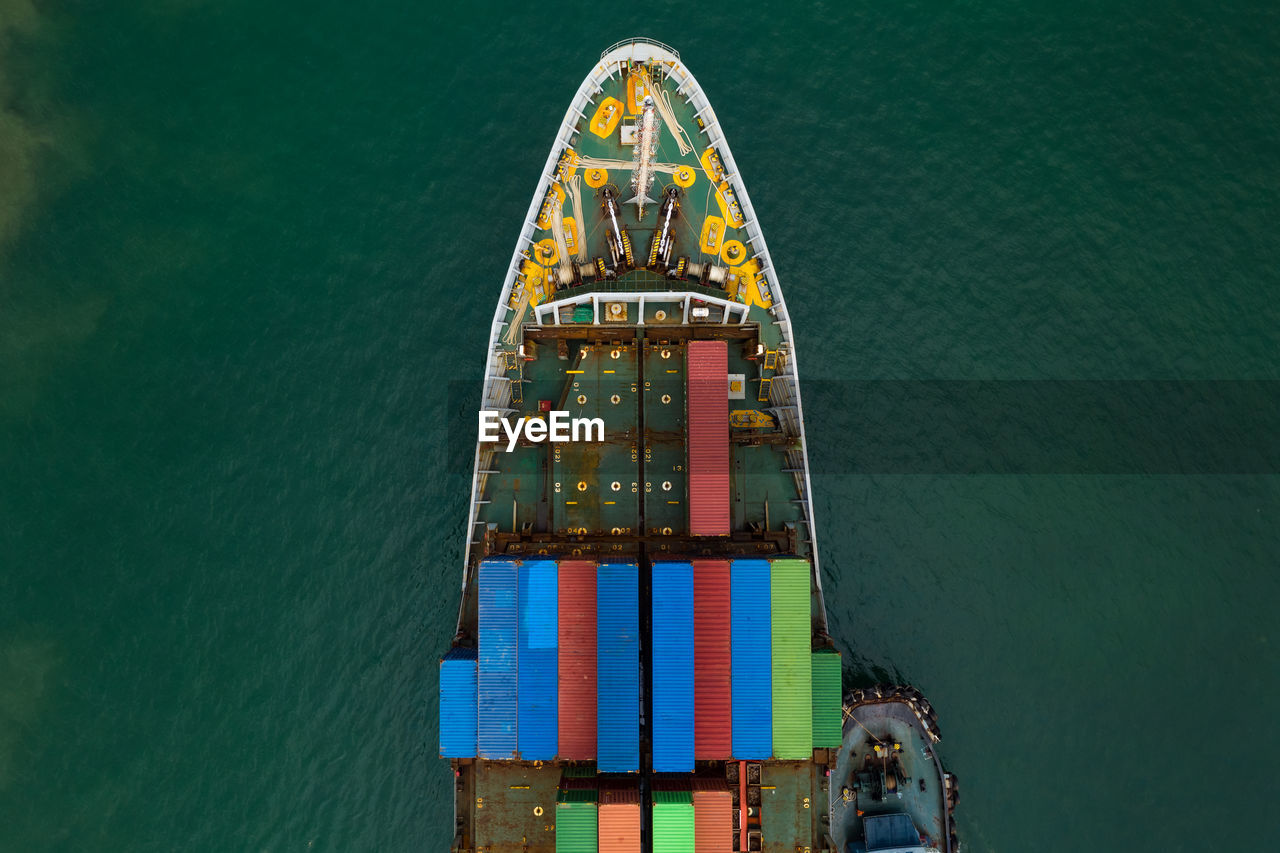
[547, 194, 572, 279]
[564, 174, 588, 263]
[637, 67, 694, 155]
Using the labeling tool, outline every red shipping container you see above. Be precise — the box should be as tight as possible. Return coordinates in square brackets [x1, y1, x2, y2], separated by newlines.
[693, 559, 732, 759]
[692, 778, 734, 853]
[686, 340, 730, 535]
[598, 785, 641, 852]
[558, 559, 597, 759]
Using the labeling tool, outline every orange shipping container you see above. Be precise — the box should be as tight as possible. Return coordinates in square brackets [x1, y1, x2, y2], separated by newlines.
[597, 785, 641, 853]
[692, 778, 733, 853]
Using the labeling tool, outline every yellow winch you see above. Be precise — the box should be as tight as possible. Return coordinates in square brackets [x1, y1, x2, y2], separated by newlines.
[729, 410, 776, 429]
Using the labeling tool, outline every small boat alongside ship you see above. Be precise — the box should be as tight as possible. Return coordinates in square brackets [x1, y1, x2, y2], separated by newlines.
[835, 686, 958, 852]
[437, 38, 959, 852]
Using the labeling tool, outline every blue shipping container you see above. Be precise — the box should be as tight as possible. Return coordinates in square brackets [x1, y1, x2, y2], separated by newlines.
[597, 561, 640, 772]
[651, 561, 695, 771]
[731, 558, 773, 758]
[478, 559, 518, 759]
[518, 559, 558, 760]
[439, 646, 478, 758]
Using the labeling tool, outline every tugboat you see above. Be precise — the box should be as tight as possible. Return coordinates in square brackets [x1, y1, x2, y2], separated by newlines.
[833, 686, 960, 852]
[436, 39, 960, 852]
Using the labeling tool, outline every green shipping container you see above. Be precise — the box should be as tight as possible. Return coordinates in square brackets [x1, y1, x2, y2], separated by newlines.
[652, 790, 695, 853]
[812, 648, 843, 748]
[770, 558, 813, 758]
[556, 789, 598, 853]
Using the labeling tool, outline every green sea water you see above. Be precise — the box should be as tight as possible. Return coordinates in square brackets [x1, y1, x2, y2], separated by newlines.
[2, 2, 1278, 850]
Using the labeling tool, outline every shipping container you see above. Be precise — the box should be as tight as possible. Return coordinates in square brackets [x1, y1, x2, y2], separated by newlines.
[811, 648, 844, 748]
[597, 562, 639, 772]
[770, 558, 813, 759]
[438, 646, 477, 758]
[652, 789, 695, 853]
[692, 559, 732, 759]
[730, 558, 772, 758]
[686, 340, 730, 535]
[597, 785, 641, 853]
[556, 788, 599, 853]
[477, 559, 518, 759]
[651, 561, 695, 772]
[519, 559, 558, 760]
[691, 778, 733, 853]
[558, 560, 598, 760]
[557, 768, 600, 791]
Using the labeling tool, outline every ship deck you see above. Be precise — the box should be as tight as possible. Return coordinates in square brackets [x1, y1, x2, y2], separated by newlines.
[461, 761, 561, 852]
[481, 329, 803, 539]
[758, 760, 832, 851]
[504, 54, 780, 327]
[452, 758, 837, 853]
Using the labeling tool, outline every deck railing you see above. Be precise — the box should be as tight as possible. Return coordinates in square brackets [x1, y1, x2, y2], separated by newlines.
[599, 37, 680, 61]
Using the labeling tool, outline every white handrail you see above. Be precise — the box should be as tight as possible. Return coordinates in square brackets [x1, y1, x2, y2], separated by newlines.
[599, 37, 680, 61]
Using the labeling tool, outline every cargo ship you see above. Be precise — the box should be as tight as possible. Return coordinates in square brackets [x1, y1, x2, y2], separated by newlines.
[439, 39, 959, 852]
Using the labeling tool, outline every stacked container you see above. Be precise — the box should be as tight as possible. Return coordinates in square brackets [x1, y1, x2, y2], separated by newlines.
[597, 784, 641, 853]
[811, 648, 844, 748]
[438, 646, 477, 758]
[651, 561, 695, 772]
[686, 340, 730, 535]
[770, 558, 813, 759]
[556, 788, 598, 853]
[692, 559, 732, 759]
[518, 559, 558, 760]
[558, 559, 598, 760]
[596, 562, 640, 772]
[652, 790, 696, 853]
[730, 558, 772, 758]
[477, 559, 518, 759]
[691, 778, 733, 853]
